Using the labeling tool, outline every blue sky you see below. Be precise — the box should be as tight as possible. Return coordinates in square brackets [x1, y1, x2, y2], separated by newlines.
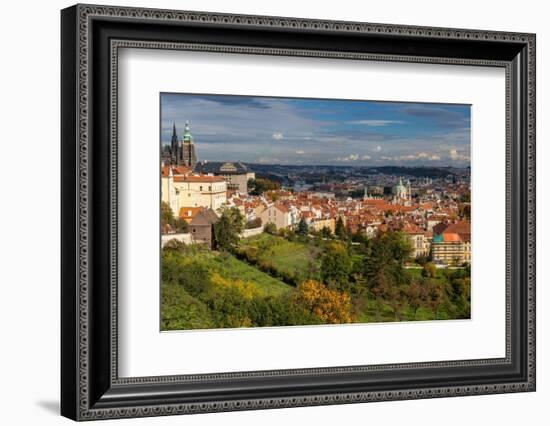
[160, 93, 471, 166]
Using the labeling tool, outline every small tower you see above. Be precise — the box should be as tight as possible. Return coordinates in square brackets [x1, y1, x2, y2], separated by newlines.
[363, 185, 369, 200]
[183, 121, 193, 143]
[407, 179, 412, 203]
[181, 121, 197, 169]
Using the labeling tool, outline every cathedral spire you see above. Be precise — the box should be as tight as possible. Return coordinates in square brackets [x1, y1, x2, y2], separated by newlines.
[171, 122, 178, 149]
[183, 121, 193, 143]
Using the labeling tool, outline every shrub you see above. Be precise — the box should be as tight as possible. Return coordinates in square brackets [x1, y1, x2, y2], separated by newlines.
[163, 238, 186, 251]
[245, 217, 262, 229]
[264, 222, 277, 235]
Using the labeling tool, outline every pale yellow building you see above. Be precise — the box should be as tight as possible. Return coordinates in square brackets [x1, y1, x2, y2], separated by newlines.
[407, 232, 432, 258]
[431, 221, 471, 265]
[309, 218, 336, 234]
[161, 170, 227, 216]
[432, 240, 471, 265]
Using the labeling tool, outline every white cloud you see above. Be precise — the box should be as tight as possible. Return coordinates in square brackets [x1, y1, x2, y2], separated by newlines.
[336, 153, 372, 162]
[257, 156, 280, 163]
[337, 153, 360, 162]
[373, 145, 382, 152]
[350, 120, 404, 126]
[295, 150, 305, 155]
[449, 148, 469, 161]
[272, 132, 284, 140]
[450, 149, 458, 159]
[381, 152, 441, 162]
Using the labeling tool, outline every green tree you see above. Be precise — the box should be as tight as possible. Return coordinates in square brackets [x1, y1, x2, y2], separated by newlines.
[161, 283, 214, 330]
[161, 201, 188, 233]
[444, 267, 471, 319]
[406, 280, 428, 319]
[297, 217, 309, 237]
[426, 279, 446, 320]
[248, 177, 281, 195]
[161, 201, 174, 224]
[321, 226, 332, 239]
[363, 230, 413, 285]
[421, 262, 437, 278]
[174, 217, 188, 233]
[161, 249, 212, 297]
[214, 206, 245, 251]
[335, 217, 347, 240]
[362, 230, 413, 320]
[320, 241, 353, 292]
[249, 293, 321, 327]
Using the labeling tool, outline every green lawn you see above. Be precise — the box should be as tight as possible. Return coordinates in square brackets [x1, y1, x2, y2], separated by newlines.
[405, 267, 469, 285]
[238, 233, 322, 282]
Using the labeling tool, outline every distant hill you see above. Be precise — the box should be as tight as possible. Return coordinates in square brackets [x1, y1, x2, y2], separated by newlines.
[362, 166, 457, 178]
[245, 163, 461, 179]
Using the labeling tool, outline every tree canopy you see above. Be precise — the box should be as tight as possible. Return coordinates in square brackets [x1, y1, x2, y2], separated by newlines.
[335, 217, 347, 240]
[161, 201, 188, 233]
[214, 206, 245, 251]
[320, 241, 353, 292]
[293, 280, 354, 324]
[247, 177, 281, 195]
[297, 217, 309, 237]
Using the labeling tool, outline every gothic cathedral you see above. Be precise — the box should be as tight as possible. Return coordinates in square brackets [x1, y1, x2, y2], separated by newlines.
[162, 121, 197, 168]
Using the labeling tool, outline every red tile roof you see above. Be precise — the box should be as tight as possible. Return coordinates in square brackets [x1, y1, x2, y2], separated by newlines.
[174, 174, 225, 183]
[161, 165, 192, 177]
[179, 207, 205, 221]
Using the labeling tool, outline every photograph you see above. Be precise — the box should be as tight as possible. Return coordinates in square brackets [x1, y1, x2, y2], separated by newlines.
[159, 93, 472, 331]
[57, 3, 536, 420]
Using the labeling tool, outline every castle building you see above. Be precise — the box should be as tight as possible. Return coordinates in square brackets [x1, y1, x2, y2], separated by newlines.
[162, 121, 198, 168]
[161, 166, 227, 217]
[194, 161, 255, 193]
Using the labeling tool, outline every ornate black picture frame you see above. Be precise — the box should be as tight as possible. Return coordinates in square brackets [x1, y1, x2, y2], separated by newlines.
[61, 4, 536, 421]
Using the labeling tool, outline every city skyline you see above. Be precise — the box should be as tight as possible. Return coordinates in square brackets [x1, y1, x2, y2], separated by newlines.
[160, 93, 471, 167]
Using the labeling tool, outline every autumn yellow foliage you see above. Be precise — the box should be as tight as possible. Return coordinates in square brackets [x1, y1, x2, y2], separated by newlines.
[293, 280, 354, 324]
[210, 272, 260, 300]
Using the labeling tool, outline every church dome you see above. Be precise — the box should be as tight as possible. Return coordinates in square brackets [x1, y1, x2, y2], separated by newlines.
[392, 177, 407, 198]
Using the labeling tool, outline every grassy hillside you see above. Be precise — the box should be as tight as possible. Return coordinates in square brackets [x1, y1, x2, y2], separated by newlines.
[236, 233, 322, 284]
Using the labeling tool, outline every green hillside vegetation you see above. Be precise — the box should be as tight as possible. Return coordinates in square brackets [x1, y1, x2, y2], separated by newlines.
[234, 233, 322, 285]
[163, 244, 291, 297]
[161, 228, 471, 331]
[161, 244, 357, 330]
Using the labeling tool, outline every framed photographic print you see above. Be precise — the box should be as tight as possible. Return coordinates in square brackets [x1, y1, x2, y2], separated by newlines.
[61, 4, 536, 421]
